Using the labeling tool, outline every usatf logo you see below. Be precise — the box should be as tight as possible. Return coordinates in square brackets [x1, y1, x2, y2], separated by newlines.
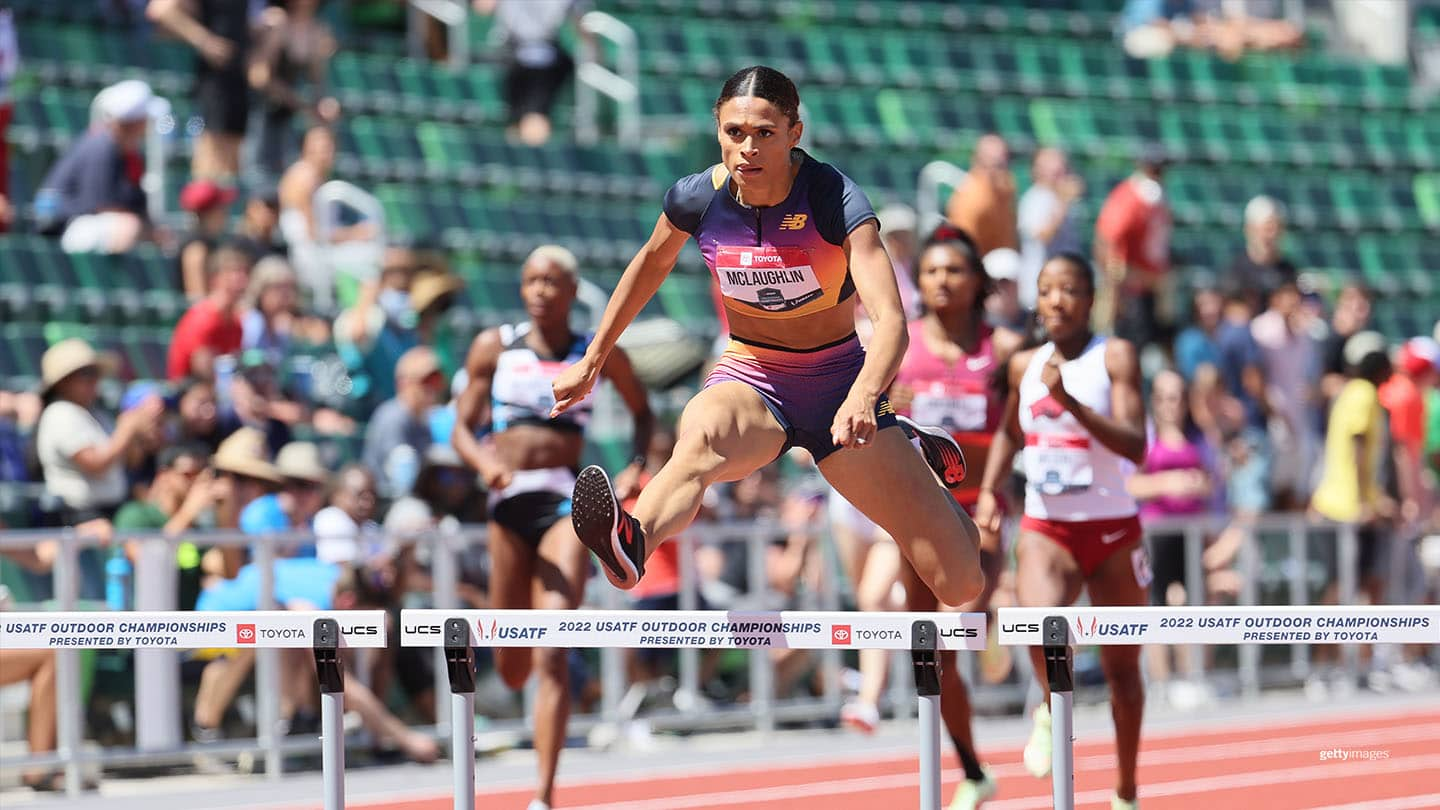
[831, 625, 851, 645]
[478, 619, 499, 640]
[1072, 616, 1099, 639]
[1029, 396, 1067, 420]
[779, 213, 808, 230]
[236, 624, 256, 644]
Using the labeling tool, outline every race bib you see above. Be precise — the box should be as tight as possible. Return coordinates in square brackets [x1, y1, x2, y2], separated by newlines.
[715, 245, 823, 315]
[910, 381, 989, 433]
[1023, 434, 1093, 495]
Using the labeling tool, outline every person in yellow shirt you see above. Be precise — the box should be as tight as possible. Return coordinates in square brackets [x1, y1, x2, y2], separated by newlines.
[1312, 331, 1392, 527]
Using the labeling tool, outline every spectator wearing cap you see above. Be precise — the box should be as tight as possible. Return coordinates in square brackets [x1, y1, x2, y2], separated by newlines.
[983, 247, 1029, 333]
[877, 204, 921, 317]
[166, 241, 252, 381]
[945, 133, 1018, 257]
[1225, 196, 1299, 315]
[1017, 147, 1084, 311]
[36, 80, 166, 254]
[1379, 338, 1440, 526]
[1311, 331, 1394, 600]
[177, 179, 239, 300]
[36, 339, 164, 524]
[335, 244, 424, 409]
[364, 347, 445, 497]
[1094, 146, 1173, 346]
[239, 441, 330, 558]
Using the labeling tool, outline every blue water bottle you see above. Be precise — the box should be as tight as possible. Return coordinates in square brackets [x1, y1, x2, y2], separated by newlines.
[105, 548, 132, 611]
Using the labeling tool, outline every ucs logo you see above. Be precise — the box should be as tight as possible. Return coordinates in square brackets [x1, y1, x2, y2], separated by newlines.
[831, 625, 851, 645]
[236, 624, 256, 644]
[341, 625, 379, 636]
[1001, 622, 1041, 634]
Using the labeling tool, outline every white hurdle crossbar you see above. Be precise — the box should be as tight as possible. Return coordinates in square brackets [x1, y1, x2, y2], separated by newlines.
[997, 605, 1440, 810]
[402, 609, 989, 810]
[0, 610, 387, 806]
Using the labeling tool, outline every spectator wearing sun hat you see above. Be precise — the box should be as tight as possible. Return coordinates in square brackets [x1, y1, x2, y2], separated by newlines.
[240, 440, 330, 558]
[176, 178, 239, 300]
[36, 339, 164, 523]
[36, 79, 168, 254]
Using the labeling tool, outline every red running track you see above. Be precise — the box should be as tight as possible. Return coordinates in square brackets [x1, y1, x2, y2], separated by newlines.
[303, 707, 1440, 810]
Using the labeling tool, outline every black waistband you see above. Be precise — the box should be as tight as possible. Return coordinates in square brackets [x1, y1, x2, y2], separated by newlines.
[730, 332, 859, 354]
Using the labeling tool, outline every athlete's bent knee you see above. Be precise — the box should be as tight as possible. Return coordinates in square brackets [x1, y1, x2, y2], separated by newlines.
[936, 566, 986, 608]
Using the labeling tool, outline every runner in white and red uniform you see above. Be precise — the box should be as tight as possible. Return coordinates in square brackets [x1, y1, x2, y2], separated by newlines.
[975, 252, 1149, 810]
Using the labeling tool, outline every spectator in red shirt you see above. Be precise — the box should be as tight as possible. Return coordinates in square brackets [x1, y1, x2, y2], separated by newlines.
[167, 241, 252, 381]
[1094, 147, 1172, 347]
[1379, 339, 1439, 525]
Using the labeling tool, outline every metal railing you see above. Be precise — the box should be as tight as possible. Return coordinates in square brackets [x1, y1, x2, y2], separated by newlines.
[574, 11, 640, 146]
[0, 511, 1410, 788]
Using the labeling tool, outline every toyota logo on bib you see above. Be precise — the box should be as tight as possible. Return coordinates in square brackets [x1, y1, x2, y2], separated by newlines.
[236, 624, 256, 644]
[831, 625, 851, 645]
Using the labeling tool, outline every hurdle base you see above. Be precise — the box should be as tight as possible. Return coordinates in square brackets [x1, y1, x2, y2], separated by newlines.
[1042, 616, 1075, 810]
[911, 620, 942, 810]
[444, 618, 477, 810]
[313, 619, 346, 810]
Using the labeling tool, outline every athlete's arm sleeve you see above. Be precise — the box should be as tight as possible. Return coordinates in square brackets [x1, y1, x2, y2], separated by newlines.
[813, 165, 879, 245]
[662, 170, 716, 234]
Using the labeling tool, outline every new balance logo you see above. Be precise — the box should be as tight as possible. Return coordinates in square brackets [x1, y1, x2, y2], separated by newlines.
[779, 213, 808, 230]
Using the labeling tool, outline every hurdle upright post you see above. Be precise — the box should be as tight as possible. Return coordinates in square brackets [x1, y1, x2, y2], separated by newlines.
[444, 618, 477, 810]
[313, 618, 346, 810]
[1043, 615, 1075, 810]
[910, 619, 941, 810]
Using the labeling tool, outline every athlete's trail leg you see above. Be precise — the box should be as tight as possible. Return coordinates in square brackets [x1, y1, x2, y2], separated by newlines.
[820, 427, 985, 606]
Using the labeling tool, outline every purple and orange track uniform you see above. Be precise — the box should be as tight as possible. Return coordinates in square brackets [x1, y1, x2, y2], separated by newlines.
[663, 150, 897, 462]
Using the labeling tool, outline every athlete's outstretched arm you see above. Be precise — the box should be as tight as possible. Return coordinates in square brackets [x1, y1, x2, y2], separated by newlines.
[1042, 338, 1147, 464]
[831, 220, 908, 448]
[551, 213, 689, 416]
[975, 349, 1032, 533]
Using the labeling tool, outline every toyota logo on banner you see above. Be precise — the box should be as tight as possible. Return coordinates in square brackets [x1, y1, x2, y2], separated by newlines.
[831, 625, 851, 645]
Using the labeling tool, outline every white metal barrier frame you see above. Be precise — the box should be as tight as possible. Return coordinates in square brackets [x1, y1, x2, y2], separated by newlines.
[996, 605, 1440, 810]
[0, 513, 1405, 788]
[0, 611, 387, 803]
[402, 609, 988, 810]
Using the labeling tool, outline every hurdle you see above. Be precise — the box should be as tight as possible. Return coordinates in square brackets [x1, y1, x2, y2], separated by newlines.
[0, 610, 387, 805]
[402, 608, 988, 810]
[997, 605, 1440, 810]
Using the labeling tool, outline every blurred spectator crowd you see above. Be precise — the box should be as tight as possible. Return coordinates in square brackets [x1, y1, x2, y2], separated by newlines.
[0, 0, 1438, 784]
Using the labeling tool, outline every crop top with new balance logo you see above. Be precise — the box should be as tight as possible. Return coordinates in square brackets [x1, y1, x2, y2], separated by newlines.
[663, 150, 877, 322]
[491, 323, 594, 433]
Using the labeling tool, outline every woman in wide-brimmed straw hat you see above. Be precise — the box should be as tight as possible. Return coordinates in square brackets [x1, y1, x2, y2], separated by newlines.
[35, 339, 164, 523]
